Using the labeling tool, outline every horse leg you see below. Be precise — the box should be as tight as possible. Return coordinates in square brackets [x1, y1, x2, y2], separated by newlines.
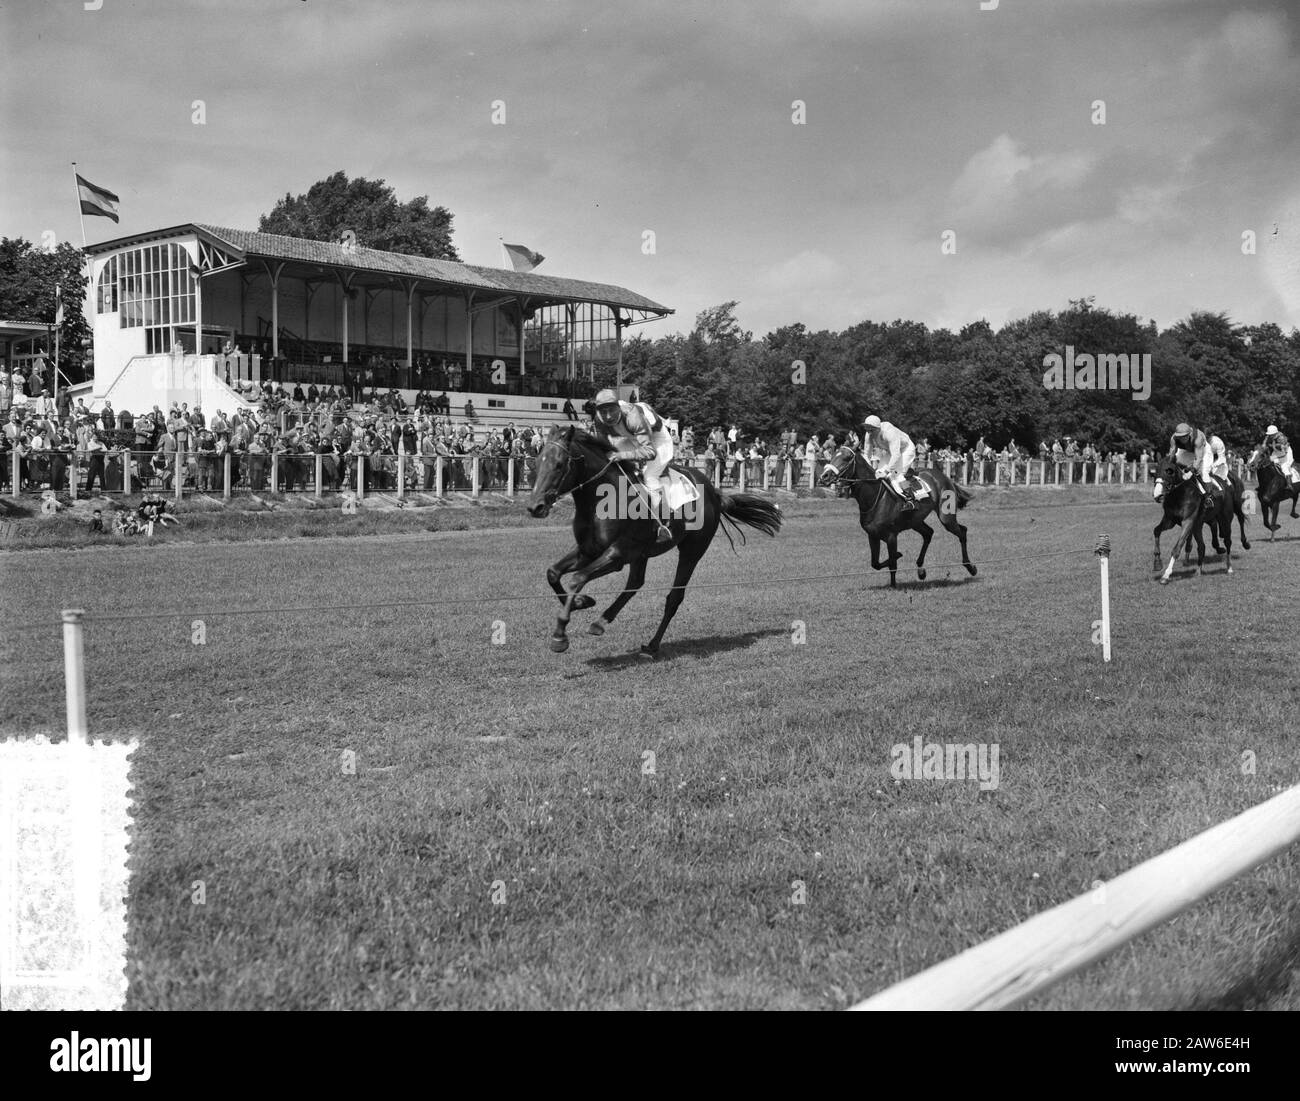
[1234, 492, 1250, 550]
[547, 546, 597, 611]
[1162, 517, 1195, 583]
[886, 532, 901, 587]
[938, 506, 977, 576]
[911, 518, 933, 581]
[589, 556, 648, 636]
[867, 532, 885, 571]
[1194, 521, 1208, 574]
[1222, 506, 1233, 574]
[549, 544, 630, 652]
[641, 542, 707, 658]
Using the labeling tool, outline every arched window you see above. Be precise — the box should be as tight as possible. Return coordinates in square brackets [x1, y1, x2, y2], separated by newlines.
[96, 256, 118, 313]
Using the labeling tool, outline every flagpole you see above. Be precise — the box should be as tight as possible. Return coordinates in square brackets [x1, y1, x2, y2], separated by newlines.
[54, 283, 61, 405]
[499, 237, 508, 269]
[71, 162, 88, 248]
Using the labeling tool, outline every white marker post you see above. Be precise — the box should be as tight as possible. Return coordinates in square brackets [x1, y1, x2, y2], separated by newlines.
[1096, 534, 1111, 662]
[62, 609, 89, 746]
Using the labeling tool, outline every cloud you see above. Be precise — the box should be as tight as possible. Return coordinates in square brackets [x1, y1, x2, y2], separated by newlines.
[947, 135, 1108, 248]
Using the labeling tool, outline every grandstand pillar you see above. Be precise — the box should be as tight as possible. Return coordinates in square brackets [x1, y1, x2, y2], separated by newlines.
[271, 450, 279, 494]
[11, 449, 20, 493]
[223, 451, 231, 500]
[174, 451, 182, 502]
[566, 304, 577, 386]
[517, 297, 528, 378]
[472, 456, 481, 498]
[762, 461, 770, 491]
[615, 312, 624, 389]
[507, 457, 515, 496]
[266, 261, 285, 359]
[357, 455, 365, 500]
[738, 459, 746, 491]
[315, 452, 323, 498]
[397, 453, 405, 499]
[464, 291, 475, 378]
[337, 272, 355, 365]
[405, 281, 416, 369]
[785, 460, 793, 491]
[435, 455, 444, 497]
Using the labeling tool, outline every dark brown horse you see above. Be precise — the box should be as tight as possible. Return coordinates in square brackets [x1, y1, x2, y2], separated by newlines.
[527, 426, 781, 657]
[818, 447, 976, 586]
[1247, 445, 1300, 540]
[1151, 457, 1246, 583]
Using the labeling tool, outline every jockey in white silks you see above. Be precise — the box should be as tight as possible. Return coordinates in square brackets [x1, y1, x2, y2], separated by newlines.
[1258, 424, 1297, 482]
[592, 388, 675, 542]
[1169, 422, 1228, 495]
[862, 414, 918, 508]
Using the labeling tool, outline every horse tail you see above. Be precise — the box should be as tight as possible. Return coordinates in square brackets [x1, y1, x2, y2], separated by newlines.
[955, 484, 974, 509]
[718, 492, 782, 551]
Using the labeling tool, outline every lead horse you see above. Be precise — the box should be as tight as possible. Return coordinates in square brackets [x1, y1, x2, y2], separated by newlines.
[526, 426, 782, 657]
[1151, 457, 1247, 583]
[818, 447, 976, 586]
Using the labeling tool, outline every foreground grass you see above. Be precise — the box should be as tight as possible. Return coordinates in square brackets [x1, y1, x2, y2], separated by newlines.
[1, 492, 1297, 1009]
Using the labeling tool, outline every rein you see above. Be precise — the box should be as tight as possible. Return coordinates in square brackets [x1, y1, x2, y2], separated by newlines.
[544, 435, 617, 496]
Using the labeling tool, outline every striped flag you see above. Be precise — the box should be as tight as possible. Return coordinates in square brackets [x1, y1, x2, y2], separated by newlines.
[502, 242, 544, 272]
[54, 285, 64, 327]
[76, 174, 120, 222]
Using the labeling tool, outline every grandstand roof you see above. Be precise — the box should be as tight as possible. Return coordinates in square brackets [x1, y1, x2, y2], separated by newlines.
[85, 224, 673, 318]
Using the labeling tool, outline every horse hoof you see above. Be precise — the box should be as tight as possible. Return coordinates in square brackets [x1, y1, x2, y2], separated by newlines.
[967, 564, 978, 576]
[572, 595, 596, 611]
[917, 568, 927, 581]
[637, 647, 657, 661]
[1227, 567, 1233, 575]
[587, 620, 606, 636]
[549, 636, 569, 653]
[1160, 578, 1170, 585]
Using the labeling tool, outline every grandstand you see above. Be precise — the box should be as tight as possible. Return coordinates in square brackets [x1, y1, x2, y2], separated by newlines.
[80, 224, 672, 424]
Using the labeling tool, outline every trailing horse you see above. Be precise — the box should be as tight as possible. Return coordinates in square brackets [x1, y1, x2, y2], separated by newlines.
[1247, 445, 1300, 540]
[526, 425, 781, 657]
[818, 447, 976, 587]
[1151, 457, 1247, 583]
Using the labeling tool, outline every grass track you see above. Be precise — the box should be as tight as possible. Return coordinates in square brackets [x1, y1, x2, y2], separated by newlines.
[2, 491, 1298, 1009]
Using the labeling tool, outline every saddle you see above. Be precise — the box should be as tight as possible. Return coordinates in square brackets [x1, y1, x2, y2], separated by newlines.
[880, 474, 930, 501]
[661, 467, 700, 512]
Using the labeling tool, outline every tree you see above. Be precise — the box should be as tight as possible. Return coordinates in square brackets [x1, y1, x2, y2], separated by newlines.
[0, 238, 92, 381]
[258, 172, 460, 260]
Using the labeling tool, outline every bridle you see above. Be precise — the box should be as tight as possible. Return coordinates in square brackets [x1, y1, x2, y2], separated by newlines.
[538, 432, 617, 501]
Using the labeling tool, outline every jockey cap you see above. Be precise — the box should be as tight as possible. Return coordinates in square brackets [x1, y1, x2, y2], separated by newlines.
[863, 415, 882, 430]
[1266, 424, 1279, 435]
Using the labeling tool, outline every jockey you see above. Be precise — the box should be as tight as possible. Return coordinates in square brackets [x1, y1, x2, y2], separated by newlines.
[591, 388, 675, 542]
[862, 414, 917, 508]
[1259, 424, 1297, 483]
[1169, 422, 1228, 494]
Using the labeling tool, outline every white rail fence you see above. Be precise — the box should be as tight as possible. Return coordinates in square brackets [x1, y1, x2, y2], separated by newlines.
[853, 782, 1300, 1010]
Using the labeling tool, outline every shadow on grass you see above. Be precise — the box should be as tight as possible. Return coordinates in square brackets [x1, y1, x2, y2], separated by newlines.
[886, 574, 982, 592]
[584, 627, 790, 668]
[1185, 907, 1300, 1011]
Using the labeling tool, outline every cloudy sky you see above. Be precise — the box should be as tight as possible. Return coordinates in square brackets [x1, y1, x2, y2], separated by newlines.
[2, 0, 1298, 339]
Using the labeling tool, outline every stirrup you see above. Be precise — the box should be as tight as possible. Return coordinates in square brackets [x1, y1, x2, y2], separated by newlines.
[655, 522, 673, 543]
